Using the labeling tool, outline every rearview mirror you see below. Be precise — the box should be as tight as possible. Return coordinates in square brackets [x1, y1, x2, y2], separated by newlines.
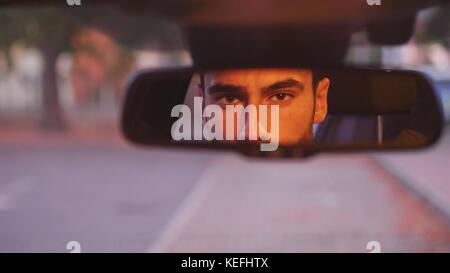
[121, 67, 443, 157]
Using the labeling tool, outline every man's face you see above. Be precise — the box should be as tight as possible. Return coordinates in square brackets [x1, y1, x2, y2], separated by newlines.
[201, 68, 330, 145]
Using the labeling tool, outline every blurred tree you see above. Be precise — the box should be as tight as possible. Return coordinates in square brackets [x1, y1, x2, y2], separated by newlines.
[0, 7, 81, 130]
[0, 5, 184, 130]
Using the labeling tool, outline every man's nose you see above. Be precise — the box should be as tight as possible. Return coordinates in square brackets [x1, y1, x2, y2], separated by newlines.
[245, 111, 259, 140]
[240, 102, 269, 141]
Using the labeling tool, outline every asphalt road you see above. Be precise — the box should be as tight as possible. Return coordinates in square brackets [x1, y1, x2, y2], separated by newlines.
[0, 143, 217, 252]
[1, 130, 450, 252]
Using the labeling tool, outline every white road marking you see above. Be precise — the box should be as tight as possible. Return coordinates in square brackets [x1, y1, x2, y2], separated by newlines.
[148, 154, 237, 252]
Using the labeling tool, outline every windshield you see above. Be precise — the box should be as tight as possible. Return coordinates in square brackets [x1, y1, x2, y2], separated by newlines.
[0, 3, 449, 252]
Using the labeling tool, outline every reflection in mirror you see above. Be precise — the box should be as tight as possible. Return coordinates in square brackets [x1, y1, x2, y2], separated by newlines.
[121, 67, 442, 156]
[180, 69, 329, 151]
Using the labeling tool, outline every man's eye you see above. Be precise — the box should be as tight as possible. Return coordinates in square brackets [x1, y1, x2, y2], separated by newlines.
[269, 92, 294, 103]
[217, 95, 240, 104]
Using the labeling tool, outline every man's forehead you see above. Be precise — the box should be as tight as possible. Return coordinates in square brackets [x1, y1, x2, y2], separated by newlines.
[204, 68, 312, 87]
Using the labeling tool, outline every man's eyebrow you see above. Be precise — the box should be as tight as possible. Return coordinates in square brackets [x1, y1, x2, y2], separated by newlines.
[263, 78, 304, 93]
[207, 83, 246, 95]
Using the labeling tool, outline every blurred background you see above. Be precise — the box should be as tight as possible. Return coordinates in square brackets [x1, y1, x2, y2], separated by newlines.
[1, 4, 450, 252]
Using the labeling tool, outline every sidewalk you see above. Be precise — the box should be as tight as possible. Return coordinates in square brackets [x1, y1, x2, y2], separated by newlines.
[151, 153, 450, 252]
[373, 127, 450, 225]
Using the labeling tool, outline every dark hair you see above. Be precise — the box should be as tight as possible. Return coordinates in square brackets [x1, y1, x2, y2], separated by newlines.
[199, 69, 327, 94]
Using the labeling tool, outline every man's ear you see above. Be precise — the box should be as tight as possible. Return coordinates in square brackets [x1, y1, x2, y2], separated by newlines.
[313, 77, 330, 124]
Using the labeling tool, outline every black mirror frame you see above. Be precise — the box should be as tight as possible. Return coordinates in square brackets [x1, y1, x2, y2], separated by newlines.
[121, 65, 444, 158]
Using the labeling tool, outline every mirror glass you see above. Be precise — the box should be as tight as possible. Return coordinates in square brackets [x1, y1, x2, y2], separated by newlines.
[121, 67, 442, 156]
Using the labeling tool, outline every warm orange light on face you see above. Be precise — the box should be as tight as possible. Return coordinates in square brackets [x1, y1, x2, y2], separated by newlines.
[199, 68, 327, 146]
